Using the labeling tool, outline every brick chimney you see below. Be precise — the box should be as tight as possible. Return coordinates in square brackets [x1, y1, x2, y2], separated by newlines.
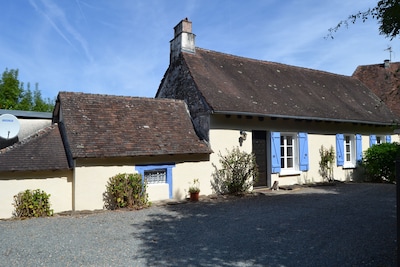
[170, 18, 196, 63]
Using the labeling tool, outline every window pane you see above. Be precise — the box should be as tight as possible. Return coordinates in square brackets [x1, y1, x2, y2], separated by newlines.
[144, 169, 167, 184]
[287, 158, 293, 168]
[287, 136, 293, 145]
[287, 147, 293, 156]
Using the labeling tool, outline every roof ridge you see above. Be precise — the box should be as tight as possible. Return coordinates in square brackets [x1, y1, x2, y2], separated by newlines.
[58, 91, 185, 103]
[194, 47, 351, 78]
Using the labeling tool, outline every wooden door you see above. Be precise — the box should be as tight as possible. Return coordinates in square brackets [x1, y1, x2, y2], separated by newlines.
[252, 130, 268, 187]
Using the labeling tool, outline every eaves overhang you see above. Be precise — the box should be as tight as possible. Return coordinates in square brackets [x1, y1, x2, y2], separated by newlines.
[212, 110, 399, 127]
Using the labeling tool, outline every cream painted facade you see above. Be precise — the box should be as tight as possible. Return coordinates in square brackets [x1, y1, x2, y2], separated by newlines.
[73, 162, 135, 211]
[170, 129, 253, 199]
[1, 126, 398, 218]
[0, 171, 72, 219]
[173, 126, 400, 198]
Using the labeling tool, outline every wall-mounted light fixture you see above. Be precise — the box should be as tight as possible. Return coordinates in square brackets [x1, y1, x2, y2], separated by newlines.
[239, 130, 247, 146]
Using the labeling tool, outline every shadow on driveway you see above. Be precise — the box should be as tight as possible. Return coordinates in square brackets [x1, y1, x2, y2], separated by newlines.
[131, 183, 396, 267]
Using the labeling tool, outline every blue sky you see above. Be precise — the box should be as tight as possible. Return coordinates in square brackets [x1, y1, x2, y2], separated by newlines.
[1, 0, 399, 100]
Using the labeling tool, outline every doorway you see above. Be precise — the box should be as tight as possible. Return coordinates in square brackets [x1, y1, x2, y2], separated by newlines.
[252, 130, 270, 187]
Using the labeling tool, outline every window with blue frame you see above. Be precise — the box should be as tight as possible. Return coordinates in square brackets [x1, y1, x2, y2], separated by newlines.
[369, 135, 391, 147]
[271, 132, 308, 175]
[135, 164, 175, 199]
[336, 134, 362, 168]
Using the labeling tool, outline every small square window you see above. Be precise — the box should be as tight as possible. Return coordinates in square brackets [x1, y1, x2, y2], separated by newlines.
[144, 169, 167, 184]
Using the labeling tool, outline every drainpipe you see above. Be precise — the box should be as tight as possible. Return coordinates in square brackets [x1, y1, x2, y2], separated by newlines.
[72, 159, 76, 212]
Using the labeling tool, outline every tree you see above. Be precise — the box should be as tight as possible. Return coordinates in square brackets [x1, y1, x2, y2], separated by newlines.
[0, 68, 54, 112]
[0, 69, 23, 110]
[328, 0, 400, 40]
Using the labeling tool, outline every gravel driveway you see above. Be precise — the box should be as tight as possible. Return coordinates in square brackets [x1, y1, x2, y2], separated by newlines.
[0, 183, 397, 267]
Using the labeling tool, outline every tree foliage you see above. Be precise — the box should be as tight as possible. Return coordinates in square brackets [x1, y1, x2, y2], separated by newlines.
[328, 0, 400, 40]
[0, 68, 54, 112]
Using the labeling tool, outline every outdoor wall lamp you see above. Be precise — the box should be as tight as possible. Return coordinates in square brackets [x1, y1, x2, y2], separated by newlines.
[239, 130, 247, 146]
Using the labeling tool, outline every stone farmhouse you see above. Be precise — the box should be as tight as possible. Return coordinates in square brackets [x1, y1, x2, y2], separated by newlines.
[0, 19, 398, 218]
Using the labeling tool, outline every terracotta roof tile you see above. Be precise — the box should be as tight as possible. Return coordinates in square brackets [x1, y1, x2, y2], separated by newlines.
[353, 61, 400, 117]
[182, 48, 399, 124]
[57, 92, 211, 158]
[0, 124, 69, 172]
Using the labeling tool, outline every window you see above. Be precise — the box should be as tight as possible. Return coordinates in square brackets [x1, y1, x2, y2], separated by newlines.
[144, 169, 167, 184]
[280, 134, 296, 170]
[135, 164, 175, 199]
[370, 135, 391, 147]
[271, 132, 308, 175]
[336, 134, 362, 168]
[376, 136, 384, 145]
[344, 135, 355, 167]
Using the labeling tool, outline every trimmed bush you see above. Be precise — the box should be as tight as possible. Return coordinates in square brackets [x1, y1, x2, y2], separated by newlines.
[362, 142, 400, 183]
[13, 189, 53, 218]
[211, 147, 258, 195]
[103, 173, 150, 210]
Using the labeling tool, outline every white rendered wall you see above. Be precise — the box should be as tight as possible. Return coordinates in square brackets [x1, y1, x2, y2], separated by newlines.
[0, 171, 72, 219]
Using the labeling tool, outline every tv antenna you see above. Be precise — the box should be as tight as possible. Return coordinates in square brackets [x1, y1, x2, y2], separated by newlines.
[385, 46, 393, 61]
[0, 114, 20, 139]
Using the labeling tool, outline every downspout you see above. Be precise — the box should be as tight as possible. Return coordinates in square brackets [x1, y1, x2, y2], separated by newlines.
[72, 159, 76, 212]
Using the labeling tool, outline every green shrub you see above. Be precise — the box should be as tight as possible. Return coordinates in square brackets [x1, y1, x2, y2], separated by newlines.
[103, 173, 150, 210]
[211, 147, 258, 195]
[13, 189, 53, 218]
[362, 142, 400, 183]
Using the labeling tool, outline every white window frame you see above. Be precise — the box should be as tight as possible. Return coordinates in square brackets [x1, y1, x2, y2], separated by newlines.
[376, 135, 386, 145]
[280, 133, 300, 175]
[344, 134, 356, 168]
[144, 169, 167, 184]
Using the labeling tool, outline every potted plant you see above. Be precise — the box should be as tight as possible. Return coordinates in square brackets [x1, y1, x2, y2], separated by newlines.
[188, 178, 200, 201]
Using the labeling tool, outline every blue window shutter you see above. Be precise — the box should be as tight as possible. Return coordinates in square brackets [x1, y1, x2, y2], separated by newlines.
[336, 134, 344, 166]
[298, 132, 309, 171]
[271, 132, 281, 173]
[369, 135, 376, 147]
[386, 135, 391, 143]
[356, 134, 362, 162]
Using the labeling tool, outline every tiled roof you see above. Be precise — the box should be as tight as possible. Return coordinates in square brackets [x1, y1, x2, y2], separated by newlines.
[182, 48, 399, 125]
[352, 62, 400, 117]
[0, 124, 69, 172]
[56, 92, 211, 159]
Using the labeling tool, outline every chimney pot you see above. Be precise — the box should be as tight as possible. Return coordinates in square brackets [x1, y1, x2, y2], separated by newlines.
[384, 59, 390, 69]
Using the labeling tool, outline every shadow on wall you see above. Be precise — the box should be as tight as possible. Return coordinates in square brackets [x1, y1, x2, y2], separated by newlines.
[0, 136, 18, 149]
[348, 164, 367, 183]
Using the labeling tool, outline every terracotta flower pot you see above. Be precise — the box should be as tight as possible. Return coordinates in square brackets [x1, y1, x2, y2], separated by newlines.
[190, 192, 199, 201]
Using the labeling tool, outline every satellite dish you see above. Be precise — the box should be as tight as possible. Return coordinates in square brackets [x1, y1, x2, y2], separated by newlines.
[0, 114, 20, 139]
